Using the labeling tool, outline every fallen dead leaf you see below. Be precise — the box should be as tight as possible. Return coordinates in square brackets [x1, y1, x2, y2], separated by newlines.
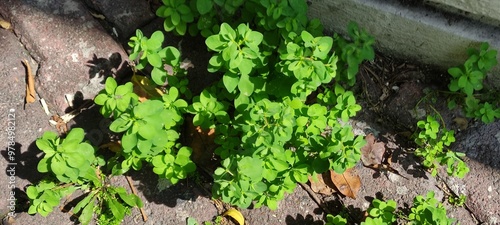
[360, 133, 385, 166]
[132, 74, 163, 102]
[22, 59, 36, 104]
[360, 133, 408, 179]
[223, 208, 245, 225]
[453, 117, 468, 131]
[187, 119, 217, 168]
[0, 18, 11, 30]
[308, 173, 335, 195]
[330, 168, 361, 199]
[99, 141, 122, 153]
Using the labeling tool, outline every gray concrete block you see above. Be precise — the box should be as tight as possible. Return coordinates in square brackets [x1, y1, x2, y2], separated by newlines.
[308, 0, 500, 89]
[426, 0, 500, 26]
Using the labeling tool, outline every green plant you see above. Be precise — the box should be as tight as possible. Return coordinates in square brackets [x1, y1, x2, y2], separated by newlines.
[156, 0, 194, 35]
[325, 192, 455, 224]
[325, 214, 348, 225]
[27, 128, 142, 225]
[448, 194, 466, 207]
[34, 129, 97, 183]
[89, 0, 372, 217]
[448, 42, 497, 96]
[362, 199, 397, 225]
[94, 77, 138, 118]
[187, 217, 199, 225]
[146, 0, 369, 210]
[447, 42, 500, 124]
[106, 84, 196, 184]
[414, 115, 469, 178]
[128, 30, 190, 97]
[28, 1, 376, 223]
[408, 191, 455, 225]
[332, 22, 375, 86]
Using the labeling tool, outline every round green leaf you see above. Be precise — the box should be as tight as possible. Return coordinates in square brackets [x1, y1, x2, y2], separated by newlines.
[105, 77, 117, 94]
[94, 93, 109, 105]
[171, 11, 181, 26]
[197, 0, 213, 15]
[147, 52, 163, 68]
[238, 74, 254, 96]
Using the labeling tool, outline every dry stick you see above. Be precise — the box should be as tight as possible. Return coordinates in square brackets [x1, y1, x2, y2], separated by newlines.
[125, 175, 148, 222]
[298, 183, 332, 215]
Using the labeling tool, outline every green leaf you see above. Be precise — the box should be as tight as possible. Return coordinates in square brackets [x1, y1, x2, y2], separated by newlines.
[196, 0, 213, 15]
[220, 23, 236, 40]
[110, 114, 132, 133]
[238, 58, 253, 75]
[152, 67, 168, 85]
[79, 198, 95, 225]
[206, 35, 226, 51]
[176, 22, 187, 35]
[457, 75, 467, 88]
[65, 128, 84, 143]
[94, 93, 108, 105]
[73, 194, 94, 213]
[177, 147, 192, 157]
[238, 157, 263, 180]
[223, 72, 240, 93]
[187, 217, 199, 225]
[147, 52, 163, 68]
[50, 155, 67, 176]
[36, 137, 56, 153]
[105, 77, 117, 94]
[171, 11, 181, 26]
[26, 186, 39, 199]
[107, 199, 126, 221]
[238, 74, 254, 96]
[165, 46, 181, 66]
[301, 31, 314, 46]
[177, 4, 191, 15]
[245, 31, 263, 49]
[117, 191, 138, 207]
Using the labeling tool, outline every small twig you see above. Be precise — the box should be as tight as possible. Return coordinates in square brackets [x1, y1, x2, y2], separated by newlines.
[125, 175, 148, 222]
[298, 183, 332, 215]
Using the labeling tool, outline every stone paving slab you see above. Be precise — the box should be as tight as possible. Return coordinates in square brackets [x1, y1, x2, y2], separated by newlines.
[0, 0, 131, 114]
[82, 0, 155, 41]
[450, 121, 500, 224]
[0, 27, 58, 223]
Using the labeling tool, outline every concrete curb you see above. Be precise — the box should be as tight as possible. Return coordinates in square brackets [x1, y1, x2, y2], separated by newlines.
[308, 0, 500, 89]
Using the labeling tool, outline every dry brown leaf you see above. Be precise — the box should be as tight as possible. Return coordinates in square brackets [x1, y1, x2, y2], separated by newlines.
[0, 18, 11, 30]
[99, 141, 122, 153]
[187, 119, 217, 167]
[453, 117, 468, 130]
[308, 174, 335, 195]
[223, 208, 245, 225]
[360, 133, 385, 166]
[131, 74, 163, 102]
[22, 59, 36, 104]
[366, 148, 408, 179]
[330, 168, 361, 199]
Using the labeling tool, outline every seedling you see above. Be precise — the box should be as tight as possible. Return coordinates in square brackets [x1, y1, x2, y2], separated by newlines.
[414, 115, 469, 178]
[27, 128, 142, 225]
[447, 42, 500, 124]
